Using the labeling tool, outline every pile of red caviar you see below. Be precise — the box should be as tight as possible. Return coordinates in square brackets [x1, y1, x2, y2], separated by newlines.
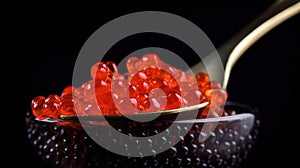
[31, 54, 228, 120]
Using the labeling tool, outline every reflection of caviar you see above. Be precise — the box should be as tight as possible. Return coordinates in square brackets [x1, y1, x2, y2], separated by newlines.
[31, 54, 228, 120]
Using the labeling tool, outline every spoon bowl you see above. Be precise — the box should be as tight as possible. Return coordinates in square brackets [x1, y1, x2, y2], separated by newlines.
[47, 0, 299, 122]
[58, 101, 209, 122]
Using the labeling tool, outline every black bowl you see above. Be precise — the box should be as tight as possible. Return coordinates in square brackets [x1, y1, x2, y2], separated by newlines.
[25, 101, 259, 168]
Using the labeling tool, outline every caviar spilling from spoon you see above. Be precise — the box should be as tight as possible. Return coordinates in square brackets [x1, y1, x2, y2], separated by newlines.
[31, 54, 228, 120]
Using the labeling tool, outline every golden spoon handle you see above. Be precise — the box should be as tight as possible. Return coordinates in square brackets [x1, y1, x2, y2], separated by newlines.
[190, 0, 299, 88]
[222, 1, 300, 89]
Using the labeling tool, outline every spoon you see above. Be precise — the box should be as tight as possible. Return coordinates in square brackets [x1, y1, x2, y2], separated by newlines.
[191, 0, 300, 90]
[59, 0, 300, 121]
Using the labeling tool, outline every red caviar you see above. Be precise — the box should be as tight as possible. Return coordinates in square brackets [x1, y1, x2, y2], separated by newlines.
[31, 54, 228, 119]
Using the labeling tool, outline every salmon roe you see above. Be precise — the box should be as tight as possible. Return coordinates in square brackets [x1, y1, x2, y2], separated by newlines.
[31, 54, 229, 119]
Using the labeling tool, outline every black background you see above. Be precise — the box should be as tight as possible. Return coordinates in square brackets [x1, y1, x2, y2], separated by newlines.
[12, 1, 296, 167]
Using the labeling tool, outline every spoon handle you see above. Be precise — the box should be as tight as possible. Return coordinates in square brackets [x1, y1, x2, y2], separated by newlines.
[222, 0, 300, 89]
[190, 0, 300, 89]
[218, 0, 298, 64]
